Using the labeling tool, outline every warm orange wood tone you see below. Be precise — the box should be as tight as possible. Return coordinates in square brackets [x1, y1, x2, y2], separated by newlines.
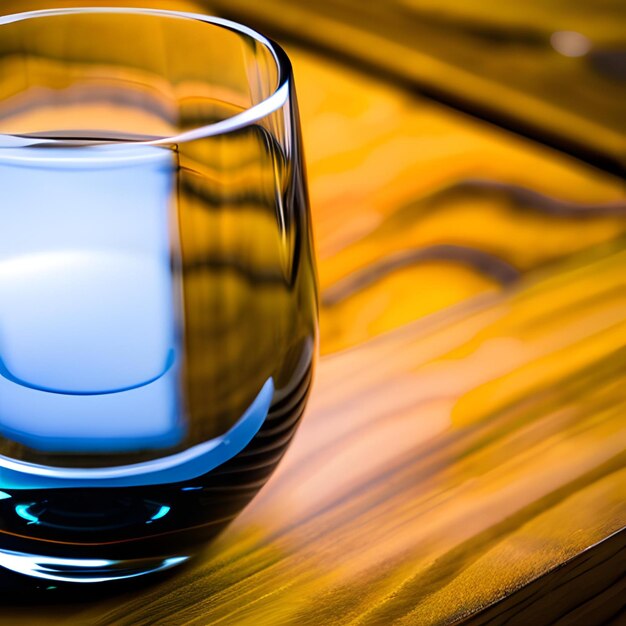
[4, 226, 625, 625]
[1, 1, 625, 624]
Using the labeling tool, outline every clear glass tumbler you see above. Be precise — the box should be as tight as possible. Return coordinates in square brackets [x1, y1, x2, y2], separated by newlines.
[0, 8, 317, 584]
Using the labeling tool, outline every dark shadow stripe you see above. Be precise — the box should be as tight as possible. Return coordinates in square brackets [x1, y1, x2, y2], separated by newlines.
[436, 179, 626, 218]
[209, 6, 626, 179]
[322, 244, 520, 306]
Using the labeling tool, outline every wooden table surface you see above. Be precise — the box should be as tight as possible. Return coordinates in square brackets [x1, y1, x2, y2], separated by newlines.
[2, 1, 626, 624]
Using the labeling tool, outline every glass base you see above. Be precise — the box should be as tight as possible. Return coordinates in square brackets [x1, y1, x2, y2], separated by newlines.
[0, 548, 189, 583]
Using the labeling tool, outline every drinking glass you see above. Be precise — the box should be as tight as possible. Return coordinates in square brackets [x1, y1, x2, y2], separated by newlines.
[0, 8, 317, 584]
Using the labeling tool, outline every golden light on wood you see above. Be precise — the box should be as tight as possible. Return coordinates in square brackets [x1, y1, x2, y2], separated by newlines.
[1, 0, 625, 623]
[6, 239, 624, 625]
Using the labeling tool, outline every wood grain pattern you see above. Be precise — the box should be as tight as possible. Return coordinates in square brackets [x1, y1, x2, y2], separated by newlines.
[289, 47, 626, 353]
[464, 529, 626, 625]
[3, 234, 625, 625]
[1, 2, 625, 624]
[4, 2, 626, 358]
[201, 0, 626, 176]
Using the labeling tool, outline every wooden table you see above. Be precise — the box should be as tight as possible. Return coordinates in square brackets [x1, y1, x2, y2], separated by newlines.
[2, 1, 625, 624]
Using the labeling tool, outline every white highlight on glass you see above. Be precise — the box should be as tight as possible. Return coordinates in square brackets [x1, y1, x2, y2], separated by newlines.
[0, 549, 189, 583]
[0, 8, 290, 147]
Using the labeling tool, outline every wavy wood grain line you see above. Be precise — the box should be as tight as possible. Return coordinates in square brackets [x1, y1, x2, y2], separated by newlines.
[0, 2, 624, 622]
[4, 1, 625, 358]
[3, 244, 624, 625]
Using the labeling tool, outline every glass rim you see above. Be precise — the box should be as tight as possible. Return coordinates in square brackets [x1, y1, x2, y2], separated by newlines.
[0, 7, 292, 149]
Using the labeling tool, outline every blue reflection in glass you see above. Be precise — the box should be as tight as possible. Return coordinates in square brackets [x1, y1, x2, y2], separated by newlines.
[0, 144, 182, 453]
[147, 505, 171, 523]
[15, 503, 39, 525]
[0, 144, 275, 492]
[0, 377, 274, 489]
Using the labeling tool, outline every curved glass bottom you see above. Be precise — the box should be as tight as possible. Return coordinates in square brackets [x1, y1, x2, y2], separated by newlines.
[0, 378, 274, 489]
[0, 355, 313, 586]
[0, 548, 189, 583]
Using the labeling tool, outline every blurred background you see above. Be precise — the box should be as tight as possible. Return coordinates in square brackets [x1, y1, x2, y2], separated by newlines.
[3, 0, 625, 357]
